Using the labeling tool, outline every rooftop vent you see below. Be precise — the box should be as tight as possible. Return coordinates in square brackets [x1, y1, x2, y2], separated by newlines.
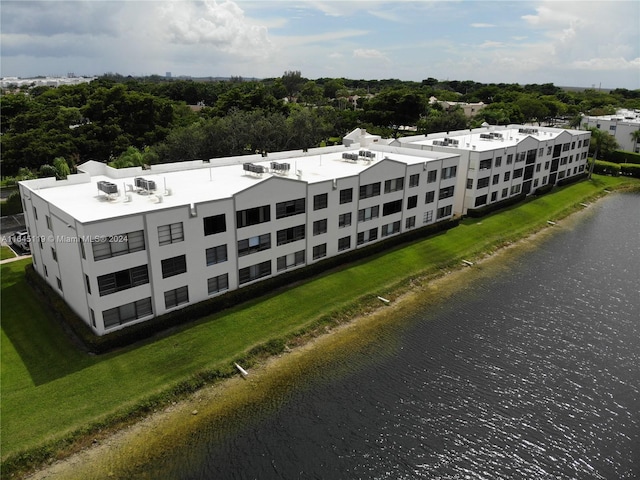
[518, 128, 539, 135]
[270, 162, 290, 174]
[243, 163, 266, 176]
[97, 180, 118, 195]
[342, 152, 359, 162]
[134, 177, 156, 192]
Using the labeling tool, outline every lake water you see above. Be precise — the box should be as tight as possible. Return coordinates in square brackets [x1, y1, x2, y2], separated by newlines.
[146, 193, 640, 479]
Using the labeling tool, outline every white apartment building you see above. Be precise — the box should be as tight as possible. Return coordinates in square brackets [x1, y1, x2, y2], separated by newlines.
[581, 109, 640, 153]
[19, 138, 459, 335]
[388, 125, 591, 215]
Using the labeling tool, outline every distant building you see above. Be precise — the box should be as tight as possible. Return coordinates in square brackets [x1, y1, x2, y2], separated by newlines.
[580, 109, 640, 153]
[390, 125, 590, 215]
[19, 126, 590, 336]
[429, 96, 486, 118]
[0, 76, 96, 89]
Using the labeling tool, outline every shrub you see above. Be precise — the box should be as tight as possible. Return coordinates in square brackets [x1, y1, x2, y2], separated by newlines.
[606, 150, 640, 165]
[593, 160, 621, 176]
[0, 191, 24, 216]
[620, 163, 640, 179]
[466, 193, 526, 218]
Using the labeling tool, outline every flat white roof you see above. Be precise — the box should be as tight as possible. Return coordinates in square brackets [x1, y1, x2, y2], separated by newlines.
[403, 126, 584, 153]
[23, 146, 454, 224]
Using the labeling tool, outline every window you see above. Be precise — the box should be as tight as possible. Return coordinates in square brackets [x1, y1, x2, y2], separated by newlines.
[276, 198, 305, 218]
[510, 184, 522, 195]
[562, 143, 570, 151]
[206, 244, 227, 265]
[539, 148, 544, 156]
[544, 161, 550, 170]
[506, 154, 513, 165]
[409, 174, 420, 187]
[56, 277, 63, 291]
[92, 230, 146, 261]
[577, 140, 582, 148]
[427, 170, 437, 183]
[583, 138, 590, 147]
[98, 265, 149, 296]
[560, 157, 568, 166]
[407, 195, 418, 209]
[513, 168, 524, 179]
[239, 260, 272, 285]
[313, 193, 328, 210]
[103, 298, 153, 328]
[536, 164, 541, 172]
[553, 144, 562, 157]
[85, 274, 91, 294]
[44, 265, 48, 277]
[384, 177, 404, 193]
[313, 219, 328, 235]
[161, 255, 187, 278]
[46, 215, 52, 230]
[165, 286, 189, 309]
[423, 211, 433, 224]
[405, 216, 416, 229]
[491, 192, 498, 202]
[479, 159, 492, 170]
[277, 225, 305, 246]
[339, 188, 353, 204]
[313, 244, 327, 260]
[477, 177, 490, 189]
[441, 166, 457, 179]
[383, 199, 403, 216]
[357, 228, 378, 245]
[492, 174, 500, 185]
[495, 156, 502, 167]
[502, 188, 508, 198]
[158, 222, 184, 245]
[358, 206, 379, 222]
[238, 233, 271, 256]
[277, 250, 305, 271]
[437, 205, 452, 219]
[547, 146, 553, 155]
[571, 142, 576, 149]
[237, 205, 270, 228]
[381, 221, 400, 237]
[475, 195, 488, 207]
[208, 274, 229, 295]
[33, 207, 38, 220]
[516, 152, 526, 163]
[51, 247, 57, 262]
[338, 236, 351, 251]
[533, 179, 539, 188]
[359, 182, 381, 199]
[466, 179, 473, 189]
[338, 212, 352, 228]
[504, 172, 511, 182]
[204, 214, 226, 236]
[425, 191, 435, 204]
[91, 309, 96, 328]
[80, 240, 86, 259]
[439, 186, 454, 199]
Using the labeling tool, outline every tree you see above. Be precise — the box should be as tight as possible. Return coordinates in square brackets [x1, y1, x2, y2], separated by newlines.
[282, 70, 304, 98]
[630, 130, 640, 152]
[586, 127, 619, 178]
[53, 157, 71, 179]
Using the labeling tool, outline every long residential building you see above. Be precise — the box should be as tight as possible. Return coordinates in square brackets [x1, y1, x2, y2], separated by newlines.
[18, 125, 591, 336]
[389, 124, 591, 215]
[580, 109, 640, 153]
[19, 138, 459, 335]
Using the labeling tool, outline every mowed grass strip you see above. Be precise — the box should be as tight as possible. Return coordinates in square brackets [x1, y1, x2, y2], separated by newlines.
[1, 245, 17, 260]
[1, 175, 637, 465]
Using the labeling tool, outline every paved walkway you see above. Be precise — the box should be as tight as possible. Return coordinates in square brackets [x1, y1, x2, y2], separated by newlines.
[0, 254, 31, 264]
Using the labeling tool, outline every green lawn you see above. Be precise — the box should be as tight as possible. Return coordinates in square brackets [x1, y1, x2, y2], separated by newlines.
[1, 245, 16, 260]
[1, 175, 637, 470]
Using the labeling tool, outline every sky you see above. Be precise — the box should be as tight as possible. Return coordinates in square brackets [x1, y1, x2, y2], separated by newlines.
[1, 0, 639, 89]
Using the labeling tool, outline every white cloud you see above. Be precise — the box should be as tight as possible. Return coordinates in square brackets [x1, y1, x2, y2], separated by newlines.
[471, 23, 496, 28]
[161, 0, 272, 58]
[571, 57, 640, 71]
[353, 48, 388, 61]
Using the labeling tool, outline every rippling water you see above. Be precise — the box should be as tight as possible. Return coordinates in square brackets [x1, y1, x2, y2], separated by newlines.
[152, 193, 640, 480]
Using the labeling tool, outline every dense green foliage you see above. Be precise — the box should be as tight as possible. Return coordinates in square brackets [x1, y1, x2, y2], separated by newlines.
[2, 74, 639, 177]
[2, 175, 638, 478]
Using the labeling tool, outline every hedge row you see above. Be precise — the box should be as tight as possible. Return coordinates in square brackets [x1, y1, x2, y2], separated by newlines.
[26, 217, 459, 354]
[0, 192, 23, 217]
[557, 172, 589, 187]
[606, 150, 640, 165]
[465, 193, 526, 218]
[591, 160, 640, 178]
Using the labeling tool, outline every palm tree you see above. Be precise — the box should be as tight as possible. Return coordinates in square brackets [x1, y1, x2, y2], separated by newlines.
[631, 129, 640, 153]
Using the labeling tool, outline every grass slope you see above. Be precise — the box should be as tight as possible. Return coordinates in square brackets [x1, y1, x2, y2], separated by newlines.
[1, 175, 637, 472]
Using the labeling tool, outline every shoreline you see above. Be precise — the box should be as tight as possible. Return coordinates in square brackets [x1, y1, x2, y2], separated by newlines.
[25, 198, 600, 479]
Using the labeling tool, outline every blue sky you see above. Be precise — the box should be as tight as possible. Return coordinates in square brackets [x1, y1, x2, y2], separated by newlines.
[1, 0, 638, 89]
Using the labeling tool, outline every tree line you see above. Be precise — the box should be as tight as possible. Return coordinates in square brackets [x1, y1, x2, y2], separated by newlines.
[2, 71, 639, 178]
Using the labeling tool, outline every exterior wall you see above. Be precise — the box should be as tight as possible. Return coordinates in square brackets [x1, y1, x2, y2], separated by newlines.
[18, 147, 459, 336]
[581, 115, 640, 153]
